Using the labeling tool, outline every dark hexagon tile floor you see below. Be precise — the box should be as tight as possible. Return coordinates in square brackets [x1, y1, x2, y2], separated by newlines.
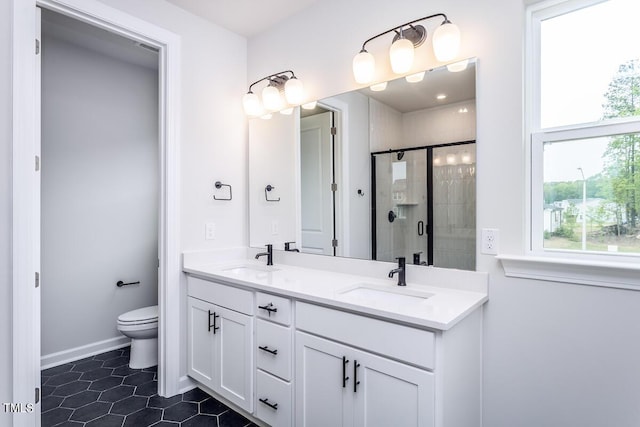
[42, 347, 258, 427]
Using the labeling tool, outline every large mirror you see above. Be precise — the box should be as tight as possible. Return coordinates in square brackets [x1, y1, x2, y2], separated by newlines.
[249, 58, 476, 270]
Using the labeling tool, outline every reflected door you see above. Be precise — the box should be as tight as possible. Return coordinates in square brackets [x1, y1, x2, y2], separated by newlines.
[373, 150, 428, 262]
[300, 111, 334, 255]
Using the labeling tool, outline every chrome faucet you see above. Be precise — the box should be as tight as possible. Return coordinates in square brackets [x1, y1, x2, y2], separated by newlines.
[255, 244, 273, 266]
[388, 257, 406, 286]
[284, 242, 300, 252]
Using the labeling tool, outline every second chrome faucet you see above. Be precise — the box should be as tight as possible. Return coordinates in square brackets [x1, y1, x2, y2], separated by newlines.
[388, 257, 406, 286]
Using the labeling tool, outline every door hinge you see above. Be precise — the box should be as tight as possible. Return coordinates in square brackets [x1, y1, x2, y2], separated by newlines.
[35, 155, 40, 172]
[331, 183, 337, 192]
[35, 272, 40, 288]
[331, 126, 337, 136]
[332, 239, 338, 248]
[35, 387, 40, 404]
[35, 39, 40, 55]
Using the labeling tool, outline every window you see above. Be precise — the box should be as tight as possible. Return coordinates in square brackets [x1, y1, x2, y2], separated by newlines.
[529, 0, 640, 260]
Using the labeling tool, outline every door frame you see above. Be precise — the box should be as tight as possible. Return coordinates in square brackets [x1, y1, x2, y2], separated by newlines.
[12, 1, 181, 423]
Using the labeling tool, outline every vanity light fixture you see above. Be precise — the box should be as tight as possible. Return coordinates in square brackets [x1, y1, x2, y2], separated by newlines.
[352, 13, 461, 84]
[243, 70, 306, 116]
[447, 58, 469, 72]
[405, 71, 426, 83]
[301, 101, 317, 110]
[370, 82, 388, 91]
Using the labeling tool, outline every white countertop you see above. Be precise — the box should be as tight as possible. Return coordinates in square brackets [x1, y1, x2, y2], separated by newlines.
[183, 248, 488, 331]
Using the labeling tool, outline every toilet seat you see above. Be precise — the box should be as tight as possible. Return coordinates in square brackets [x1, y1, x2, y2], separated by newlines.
[117, 305, 158, 326]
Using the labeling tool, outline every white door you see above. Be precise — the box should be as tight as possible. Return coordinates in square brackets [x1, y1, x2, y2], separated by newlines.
[352, 349, 435, 427]
[217, 306, 254, 413]
[300, 112, 334, 255]
[186, 297, 216, 388]
[295, 332, 352, 427]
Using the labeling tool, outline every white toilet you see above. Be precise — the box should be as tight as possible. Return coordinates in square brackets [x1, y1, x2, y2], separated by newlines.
[117, 305, 158, 369]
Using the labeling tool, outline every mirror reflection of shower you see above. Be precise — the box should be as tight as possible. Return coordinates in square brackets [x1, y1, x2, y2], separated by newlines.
[372, 142, 476, 270]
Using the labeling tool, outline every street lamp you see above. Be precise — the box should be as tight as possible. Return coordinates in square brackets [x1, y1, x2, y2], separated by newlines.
[577, 167, 586, 251]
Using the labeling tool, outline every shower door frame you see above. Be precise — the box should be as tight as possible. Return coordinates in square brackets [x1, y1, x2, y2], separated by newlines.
[371, 140, 476, 264]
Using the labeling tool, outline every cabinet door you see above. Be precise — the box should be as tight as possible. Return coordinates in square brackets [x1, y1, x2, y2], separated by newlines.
[352, 349, 434, 427]
[295, 332, 353, 427]
[187, 297, 216, 389]
[216, 305, 254, 413]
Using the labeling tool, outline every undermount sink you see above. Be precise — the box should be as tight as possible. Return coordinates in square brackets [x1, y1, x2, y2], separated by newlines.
[221, 264, 280, 275]
[338, 283, 433, 306]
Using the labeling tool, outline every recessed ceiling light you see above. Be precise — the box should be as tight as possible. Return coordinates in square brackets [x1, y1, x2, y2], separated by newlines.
[436, 94, 447, 100]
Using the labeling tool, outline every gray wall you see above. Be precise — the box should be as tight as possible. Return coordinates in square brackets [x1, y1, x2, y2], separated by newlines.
[41, 33, 158, 356]
[0, 0, 13, 418]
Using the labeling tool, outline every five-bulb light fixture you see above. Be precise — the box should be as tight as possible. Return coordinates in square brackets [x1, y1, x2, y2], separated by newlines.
[352, 13, 462, 85]
[243, 70, 315, 118]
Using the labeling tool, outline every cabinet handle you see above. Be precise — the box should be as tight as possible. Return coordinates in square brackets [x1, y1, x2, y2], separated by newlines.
[353, 360, 361, 393]
[259, 398, 278, 411]
[258, 345, 278, 355]
[208, 311, 220, 334]
[342, 356, 350, 388]
[258, 303, 278, 316]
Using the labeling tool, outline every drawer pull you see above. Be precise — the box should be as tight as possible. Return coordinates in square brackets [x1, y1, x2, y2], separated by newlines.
[258, 302, 278, 316]
[259, 398, 278, 411]
[208, 310, 220, 334]
[353, 360, 361, 393]
[258, 345, 278, 355]
[342, 356, 350, 388]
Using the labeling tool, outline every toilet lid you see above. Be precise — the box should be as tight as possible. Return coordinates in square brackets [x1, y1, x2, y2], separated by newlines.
[118, 305, 158, 323]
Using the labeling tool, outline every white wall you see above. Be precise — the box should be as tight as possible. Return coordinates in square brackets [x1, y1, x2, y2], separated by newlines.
[248, 0, 640, 426]
[0, 0, 13, 419]
[40, 34, 158, 357]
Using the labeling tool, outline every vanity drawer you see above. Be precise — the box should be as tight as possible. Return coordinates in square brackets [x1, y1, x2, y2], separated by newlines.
[187, 276, 254, 315]
[257, 319, 292, 381]
[296, 302, 435, 370]
[256, 292, 292, 325]
[256, 370, 292, 427]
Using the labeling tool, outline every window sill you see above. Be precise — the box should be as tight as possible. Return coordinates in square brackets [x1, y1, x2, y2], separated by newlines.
[497, 254, 640, 291]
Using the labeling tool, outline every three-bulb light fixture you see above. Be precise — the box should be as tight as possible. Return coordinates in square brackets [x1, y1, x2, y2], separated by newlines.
[352, 13, 462, 86]
[242, 70, 316, 118]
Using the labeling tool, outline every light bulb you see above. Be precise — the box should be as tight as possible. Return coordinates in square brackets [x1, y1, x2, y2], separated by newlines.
[284, 77, 304, 105]
[280, 108, 294, 115]
[262, 84, 283, 111]
[352, 50, 375, 84]
[302, 101, 317, 110]
[242, 92, 262, 116]
[447, 59, 468, 72]
[405, 71, 425, 83]
[370, 82, 387, 91]
[432, 21, 461, 62]
[389, 37, 414, 74]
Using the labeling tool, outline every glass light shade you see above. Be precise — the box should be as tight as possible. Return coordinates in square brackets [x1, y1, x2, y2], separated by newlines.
[242, 92, 262, 116]
[352, 51, 375, 84]
[284, 78, 304, 105]
[370, 82, 387, 92]
[405, 71, 425, 83]
[389, 38, 414, 74]
[447, 59, 468, 72]
[262, 85, 283, 111]
[302, 101, 317, 110]
[260, 113, 273, 120]
[446, 154, 456, 165]
[280, 107, 294, 115]
[432, 22, 461, 62]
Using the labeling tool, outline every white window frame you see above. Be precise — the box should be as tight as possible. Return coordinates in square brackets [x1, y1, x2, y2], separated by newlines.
[499, 0, 640, 290]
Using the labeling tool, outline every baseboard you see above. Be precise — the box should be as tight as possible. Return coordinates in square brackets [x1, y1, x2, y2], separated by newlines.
[41, 336, 131, 369]
[178, 375, 196, 394]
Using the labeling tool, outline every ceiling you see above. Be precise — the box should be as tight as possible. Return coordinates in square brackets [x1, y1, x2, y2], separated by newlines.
[164, 0, 319, 38]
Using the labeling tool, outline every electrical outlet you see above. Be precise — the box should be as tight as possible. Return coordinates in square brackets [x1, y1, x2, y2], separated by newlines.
[205, 222, 215, 240]
[481, 228, 499, 255]
[271, 220, 279, 235]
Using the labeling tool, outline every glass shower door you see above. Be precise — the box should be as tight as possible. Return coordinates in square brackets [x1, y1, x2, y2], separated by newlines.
[373, 149, 428, 262]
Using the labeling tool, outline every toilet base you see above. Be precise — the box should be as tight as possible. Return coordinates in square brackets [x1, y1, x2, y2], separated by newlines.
[129, 337, 158, 369]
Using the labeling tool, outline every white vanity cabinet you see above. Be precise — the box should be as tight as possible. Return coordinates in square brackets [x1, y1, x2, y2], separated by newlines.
[255, 292, 293, 427]
[187, 277, 255, 413]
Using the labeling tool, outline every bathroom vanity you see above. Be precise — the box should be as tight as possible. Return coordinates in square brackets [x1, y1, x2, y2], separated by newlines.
[183, 248, 488, 427]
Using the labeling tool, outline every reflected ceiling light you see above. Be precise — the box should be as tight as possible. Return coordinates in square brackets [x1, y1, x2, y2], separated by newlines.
[352, 13, 461, 84]
[458, 107, 468, 113]
[405, 71, 426, 83]
[280, 107, 294, 115]
[434, 156, 442, 165]
[370, 82, 388, 91]
[243, 70, 305, 116]
[447, 59, 469, 72]
[462, 151, 472, 163]
[301, 101, 317, 110]
[436, 94, 447, 100]
[446, 154, 456, 164]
